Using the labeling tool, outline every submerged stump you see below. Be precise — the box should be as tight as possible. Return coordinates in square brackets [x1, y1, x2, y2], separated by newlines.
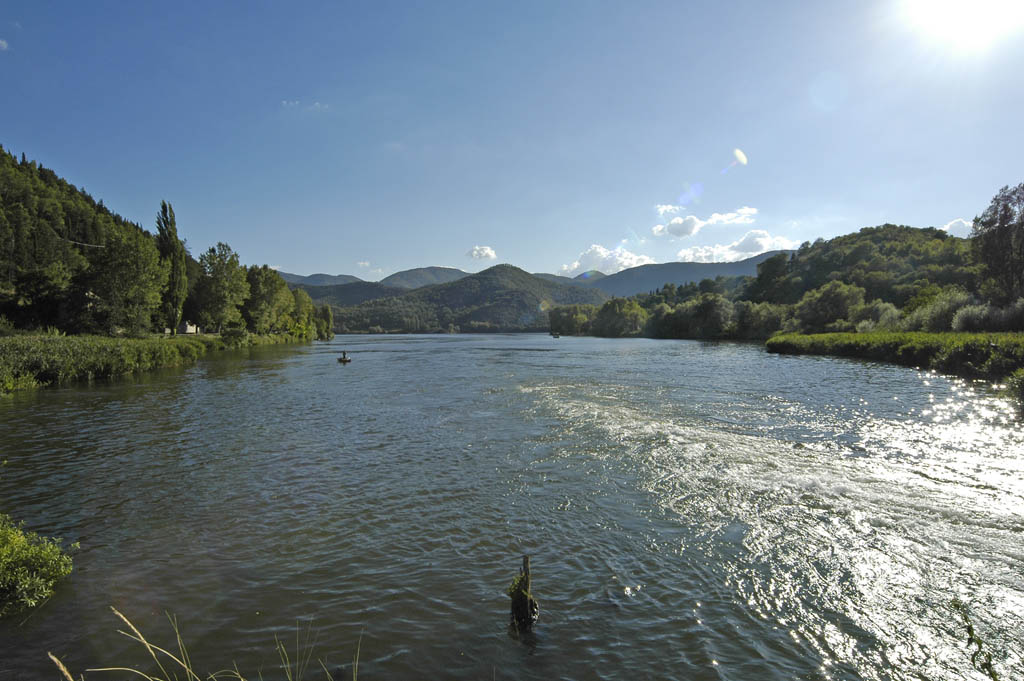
[507, 555, 540, 631]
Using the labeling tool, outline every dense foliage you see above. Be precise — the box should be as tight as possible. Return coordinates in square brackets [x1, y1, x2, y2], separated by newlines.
[0, 513, 74, 618]
[552, 191, 1024, 345]
[0, 146, 332, 342]
[971, 183, 1024, 304]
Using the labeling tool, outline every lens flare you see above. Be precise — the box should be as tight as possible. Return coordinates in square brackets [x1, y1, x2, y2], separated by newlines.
[734, 148, 748, 165]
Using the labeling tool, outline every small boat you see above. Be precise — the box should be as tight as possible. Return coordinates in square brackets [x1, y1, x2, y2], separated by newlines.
[551, 333, 560, 338]
[338, 352, 352, 364]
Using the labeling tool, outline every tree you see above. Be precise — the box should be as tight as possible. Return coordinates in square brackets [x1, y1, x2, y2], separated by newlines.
[793, 281, 865, 333]
[194, 242, 249, 333]
[313, 304, 334, 340]
[591, 298, 649, 337]
[290, 288, 315, 339]
[90, 227, 169, 335]
[242, 265, 294, 334]
[972, 183, 1024, 304]
[155, 201, 188, 332]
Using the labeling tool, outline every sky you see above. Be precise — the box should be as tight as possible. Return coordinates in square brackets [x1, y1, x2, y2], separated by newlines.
[2, 1, 1023, 279]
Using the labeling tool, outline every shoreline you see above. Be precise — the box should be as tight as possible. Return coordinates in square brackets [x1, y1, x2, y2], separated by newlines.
[0, 333, 310, 395]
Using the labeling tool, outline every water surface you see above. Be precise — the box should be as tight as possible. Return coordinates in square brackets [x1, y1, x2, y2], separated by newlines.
[1, 335, 1021, 680]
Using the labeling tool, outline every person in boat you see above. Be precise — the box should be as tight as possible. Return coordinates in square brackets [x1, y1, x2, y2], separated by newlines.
[341, 351, 348, 360]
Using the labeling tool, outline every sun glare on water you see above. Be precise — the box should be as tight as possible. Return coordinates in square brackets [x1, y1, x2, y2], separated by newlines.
[903, 0, 1024, 53]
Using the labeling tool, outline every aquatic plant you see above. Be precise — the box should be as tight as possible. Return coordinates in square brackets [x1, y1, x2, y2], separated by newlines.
[48, 607, 361, 681]
[0, 513, 75, 618]
[950, 598, 1001, 680]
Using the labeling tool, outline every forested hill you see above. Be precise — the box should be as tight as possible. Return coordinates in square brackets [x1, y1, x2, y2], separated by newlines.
[591, 251, 787, 297]
[277, 272, 362, 286]
[0, 146, 333, 340]
[334, 264, 609, 333]
[379, 266, 469, 289]
[297, 281, 405, 307]
[0, 146, 168, 331]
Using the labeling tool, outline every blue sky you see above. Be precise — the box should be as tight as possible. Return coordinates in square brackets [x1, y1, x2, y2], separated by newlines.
[2, 1, 1022, 278]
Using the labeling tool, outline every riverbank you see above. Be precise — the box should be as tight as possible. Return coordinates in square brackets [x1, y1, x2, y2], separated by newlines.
[0, 332, 307, 395]
[765, 331, 1024, 389]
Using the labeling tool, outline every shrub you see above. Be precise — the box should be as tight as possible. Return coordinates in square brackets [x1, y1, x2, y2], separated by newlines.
[1008, 368, 1024, 406]
[952, 299, 1024, 333]
[900, 289, 972, 332]
[793, 281, 866, 333]
[0, 513, 75, 617]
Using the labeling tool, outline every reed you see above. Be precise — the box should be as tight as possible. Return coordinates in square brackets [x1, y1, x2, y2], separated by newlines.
[48, 607, 361, 681]
[766, 332, 1024, 381]
[0, 333, 309, 395]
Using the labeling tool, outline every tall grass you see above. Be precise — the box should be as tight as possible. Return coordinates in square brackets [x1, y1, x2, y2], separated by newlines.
[48, 607, 361, 681]
[766, 332, 1024, 381]
[0, 333, 307, 395]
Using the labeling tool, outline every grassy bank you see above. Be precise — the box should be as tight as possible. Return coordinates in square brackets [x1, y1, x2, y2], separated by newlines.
[765, 332, 1024, 384]
[0, 332, 306, 395]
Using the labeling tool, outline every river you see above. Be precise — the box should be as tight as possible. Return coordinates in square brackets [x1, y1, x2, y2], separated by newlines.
[1, 335, 1022, 680]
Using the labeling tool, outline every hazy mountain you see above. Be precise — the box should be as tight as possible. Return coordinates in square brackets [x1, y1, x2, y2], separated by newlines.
[277, 271, 362, 286]
[379, 266, 469, 289]
[296, 281, 406, 307]
[334, 264, 609, 333]
[531, 273, 578, 285]
[591, 252, 788, 297]
[532, 270, 606, 286]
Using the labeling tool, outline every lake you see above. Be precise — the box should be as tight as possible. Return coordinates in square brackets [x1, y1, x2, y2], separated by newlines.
[1, 334, 1022, 680]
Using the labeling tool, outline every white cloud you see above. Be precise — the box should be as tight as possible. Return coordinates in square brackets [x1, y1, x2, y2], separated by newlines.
[356, 261, 371, 268]
[941, 217, 972, 238]
[468, 245, 497, 260]
[675, 230, 799, 263]
[560, 244, 656, 276]
[269, 264, 281, 270]
[281, 99, 299, 108]
[0, 39, 8, 51]
[655, 204, 680, 216]
[652, 206, 758, 238]
[307, 101, 329, 112]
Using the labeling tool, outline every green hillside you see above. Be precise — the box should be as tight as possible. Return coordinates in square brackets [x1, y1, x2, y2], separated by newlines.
[379, 266, 469, 289]
[297, 281, 405, 307]
[334, 264, 609, 333]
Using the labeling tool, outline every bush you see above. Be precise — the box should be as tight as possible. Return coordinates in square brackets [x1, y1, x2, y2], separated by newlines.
[900, 288, 972, 332]
[952, 299, 1024, 332]
[793, 281, 866, 333]
[1008, 368, 1024, 406]
[0, 513, 75, 617]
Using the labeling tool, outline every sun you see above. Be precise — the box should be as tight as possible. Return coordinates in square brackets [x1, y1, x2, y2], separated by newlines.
[902, 0, 1024, 53]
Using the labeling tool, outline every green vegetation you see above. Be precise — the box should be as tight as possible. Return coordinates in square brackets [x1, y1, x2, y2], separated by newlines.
[552, 184, 1024, 352]
[0, 146, 334, 391]
[49, 607, 361, 681]
[766, 332, 1024, 381]
[0, 513, 75, 618]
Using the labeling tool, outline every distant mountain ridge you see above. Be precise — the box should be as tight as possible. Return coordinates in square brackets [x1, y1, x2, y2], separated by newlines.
[333, 264, 609, 333]
[277, 271, 362, 287]
[590, 251, 788, 297]
[296, 281, 406, 307]
[379, 266, 469, 289]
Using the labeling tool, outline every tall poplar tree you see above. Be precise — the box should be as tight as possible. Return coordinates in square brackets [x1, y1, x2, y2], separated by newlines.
[155, 201, 188, 332]
[972, 183, 1024, 304]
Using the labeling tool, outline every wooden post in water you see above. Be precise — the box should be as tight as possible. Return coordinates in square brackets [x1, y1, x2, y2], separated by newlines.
[508, 555, 539, 631]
